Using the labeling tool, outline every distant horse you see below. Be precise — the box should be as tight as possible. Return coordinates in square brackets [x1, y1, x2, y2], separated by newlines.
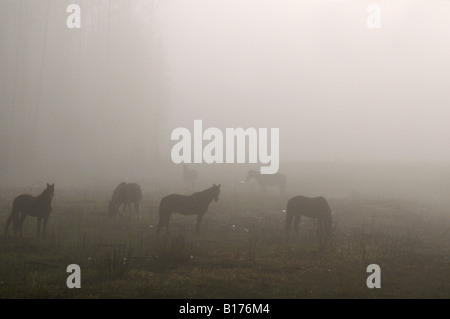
[285, 195, 332, 241]
[108, 182, 142, 220]
[183, 164, 198, 190]
[246, 170, 286, 195]
[157, 183, 220, 234]
[5, 183, 54, 239]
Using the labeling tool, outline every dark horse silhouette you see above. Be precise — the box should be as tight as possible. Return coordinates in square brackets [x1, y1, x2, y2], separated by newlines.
[246, 170, 286, 195]
[108, 182, 143, 220]
[183, 164, 198, 190]
[5, 183, 54, 238]
[157, 183, 220, 234]
[285, 195, 332, 241]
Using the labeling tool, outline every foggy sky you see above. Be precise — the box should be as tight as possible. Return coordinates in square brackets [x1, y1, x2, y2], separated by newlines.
[1, 0, 450, 186]
[162, 0, 450, 162]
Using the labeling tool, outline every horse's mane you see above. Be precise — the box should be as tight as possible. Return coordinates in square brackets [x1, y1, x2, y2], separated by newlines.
[113, 182, 127, 194]
[192, 186, 213, 196]
[38, 186, 53, 203]
[110, 182, 127, 204]
[190, 186, 218, 199]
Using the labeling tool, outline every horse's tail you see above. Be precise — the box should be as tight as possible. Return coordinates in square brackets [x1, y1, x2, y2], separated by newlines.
[5, 199, 20, 237]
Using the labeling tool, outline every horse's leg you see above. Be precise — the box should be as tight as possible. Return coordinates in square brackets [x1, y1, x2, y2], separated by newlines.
[5, 213, 14, 238]
[157, 206, 166, 234]
[317, 218, 323, 240]
[37, 217, 42, 239]
[12, 214, 19, 237]
[195, 213, 204, 234]
[157, 214, 163, 234]
[118, 204, 125, 219]
[325, 218, 332, 240]
[43, 216, 49, 239]
[127, 203, 132, 221]
[135, 202, 141, 221]
[293, 215, 301, 237]
[165, 213, 171, 235]
[285, 211, 294, 239]
[19, 214, 26, 238]
[6, 205, 20, 238]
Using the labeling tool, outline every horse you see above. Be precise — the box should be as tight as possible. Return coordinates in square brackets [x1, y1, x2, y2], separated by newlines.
[5, 183, 54, 239]
[157, 183, 220, 235]
[108, 182, 142, 220]
[183, 164, 198, 190]
[246, 170, 286, 195]
[285, 195, 332, 241]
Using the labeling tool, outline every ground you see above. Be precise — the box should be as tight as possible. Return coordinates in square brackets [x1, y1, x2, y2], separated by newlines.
[0, 188, 449, 298]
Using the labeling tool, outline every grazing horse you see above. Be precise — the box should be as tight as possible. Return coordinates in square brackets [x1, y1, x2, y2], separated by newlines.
[5, 183, 54, 239]
[246, 170, 286, 195]
[108, 182, 142, 220]
[183, 164, 198, 190]
[157, 183, 220, 234]
[285, 195, 332, 241]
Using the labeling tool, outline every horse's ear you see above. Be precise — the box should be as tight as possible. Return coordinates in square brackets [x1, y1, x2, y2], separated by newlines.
[51, 183, 54, 187]
[218, 184, 221, 187]
[213, 183, 216, 187]
[47, 183, 49, 187]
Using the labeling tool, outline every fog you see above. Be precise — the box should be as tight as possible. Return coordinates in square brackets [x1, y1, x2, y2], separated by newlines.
[1, 0, 450, 197]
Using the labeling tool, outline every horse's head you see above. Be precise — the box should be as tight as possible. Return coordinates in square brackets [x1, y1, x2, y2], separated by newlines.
[212, 183, 221, 202]
[246, 170, 257, 182]
[108, 200, 119, 218]
[45, 183, 55, 201]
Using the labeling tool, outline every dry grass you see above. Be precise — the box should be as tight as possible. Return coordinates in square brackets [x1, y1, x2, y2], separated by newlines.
[0, 190, 449, 298]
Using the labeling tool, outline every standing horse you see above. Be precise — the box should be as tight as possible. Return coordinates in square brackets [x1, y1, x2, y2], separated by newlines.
[5, 183, 54, 239]
[157, 183, 220, 234]
[183, 164, 198, 190]
[285, 195, 332, 241]
[108, 182, 142, 220]
[246, 170, 286, 195]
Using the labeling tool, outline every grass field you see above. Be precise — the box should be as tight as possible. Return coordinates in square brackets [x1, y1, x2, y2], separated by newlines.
[0, 182, 449, 299]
